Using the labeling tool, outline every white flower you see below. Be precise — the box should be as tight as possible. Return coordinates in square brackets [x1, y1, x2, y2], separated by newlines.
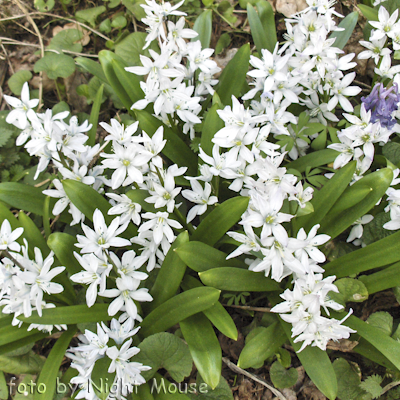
[347, 214, 374, 242]
[3, 82, 39, 129]
[181, 180, 218, 223]
[107, 193, 142, 225]
[0, 220, 23, 252]
[100, 119, 139, 146]
[358, 37, 391, 64]
[76, 209, 131, 256]
[295, 224, 330, 264]
[369, 7, 399, 41]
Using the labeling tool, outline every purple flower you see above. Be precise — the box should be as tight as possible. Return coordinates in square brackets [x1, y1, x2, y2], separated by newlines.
[361, 83, 400, 129]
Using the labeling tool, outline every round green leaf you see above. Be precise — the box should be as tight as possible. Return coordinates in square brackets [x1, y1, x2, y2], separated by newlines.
[111, 15, 127, 29]
[8, 70, 33, 96]
[48, 29, 84, 53]
[34, 53, 76, 79]
[269, 361, 298, 389]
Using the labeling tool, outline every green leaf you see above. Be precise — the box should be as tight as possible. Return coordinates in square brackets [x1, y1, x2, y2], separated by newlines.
[52, 101, 70, 115]
[19, 304, 111, 325]
[149, 231, 189, 310]
[133, 332, 192, 382]
[34, 53, 76, 80]
[324, 230, 400, 278]
[140, 287, 221, 337]
[280, 320, 338, 400]
[135, 110, 197, 176]
[329, 12, 358, 49]
[122, 0, 147, 21]
[286, 149, 339, 173]
[111, 15, 127, 29]
[0, 351, 45, 374]
[75, 6, 106, 27]
[215, 33, 231, 55]
[247, 4, 269, 55]
[191, 196, 249, 245]
[0, 129, 13, 147]
[333, 358, 365, 400]
[48, 29, 84, 53]
[216, 43, 250, 106]
[238, 322, 286, 369]
[75, 57, 108, 85]
[255, 0, 277, 50]
[359, 261, 400, 294]
[199, 267, 279, 292]
[269, 361, 298, 389]
[0, 182, 49, 216]
[0, 371, 7, 400]
[367, 312, 393, 336]
[329, 278, 368, 307]
[293, 161, 356, 234]
[175, 241, 245, 273]
[320, 168, 393, 239]
[362, 212, 394, 245]
[383, 141, 400, 165]
[201, 104, 224, 156]
[34, 0, 55, 11]
[99, 18, 112, 33]
[19, 211, 49, 257]
[180, 313, 221, 389]
[34, 326, 77, 400]
[87, 84, 104, 146]
[343, 315, 400, 372]
[359, 375, 383, 399]
[358, 4, 378, 21]
[47, 232, 82, 275]
[188, 374, 233, 400]
[193, 9, 212, 49]
[8, 70, 33, 96]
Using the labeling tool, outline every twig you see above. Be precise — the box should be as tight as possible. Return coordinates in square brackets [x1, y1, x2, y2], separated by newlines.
[381, 380, 400, 396]
[34, 178, 51, 188]
[222, 357, 287, 400]
[50, 215, 60, 229]
[224, 304, 271, 312]
[0, 40, 14, 75]
[13, 0, 45, 111]
[354, 80, 372, 90]
[88, 141, 110, 169]
[0, 249, 25, 270]
[0, 12, 111, 41]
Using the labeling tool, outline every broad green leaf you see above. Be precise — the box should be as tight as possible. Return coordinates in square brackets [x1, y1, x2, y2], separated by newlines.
[256, 0, 277, 51]
[148, 374, 191, 399]
[75, 6, 106, 27]
[238, 322, 286, 369]
[324, 230, 400, 278]
[0, 351, 45, 374]
[359, 375, 383, 399]
[0, 182, 50, 216]
[329, 278, 368, 307]
[201, 104, 224, 156]
[293, 161, 356, 234]
[133, 332, 192, 382]
[175, 241, 245, 272]
[131, 382, 154, 400]
[115, 32, 159, 67]
[140, 287, 220, 337]
[13, 374, 36, 400]
[34, 0, 55, 11]
[199, 267, 279, 292]
[8, 70, 33, 96]
[193, 9, 212, 49]
[180, 276, 238, 341]
[343, 315, 400, 371]
[0, 326, 48, 352]
[53, 102, 70, 117]
[362, 212, 394, 245]
[180, 313, 221, 389]
[358, 4, 378, 21]
[122, 0, 147, 20]
[367, 312, 393, 336]
[329, 12, 358, 49]
[18, 211, 49, 257]
[270, 361, 298, 389]
[216, 43, 250, 106]
[320, 168, 393, 239]
[62, 179, 111, 222]
[75, 57, 108, 84]
[187, 374, 233, 400]
[47, 232, 82, 275]
[215, 33, 231, 55]
[0, 371, 7, 400]
[125, 189, 157, 212]
[149, 231, 189, 310]
[99, 18, 112, 33]
[34, 326, 77, 400]
[19, 304, 111, 325]
[247, 4, 269, 55]
[191, 197, 249, 245]
[90, 354, 115, 400]
[333, 358, 365, 400]
[353, 338, 397, 370]
[87, 84, 104, 146]
[383, 141, 400, 165]
[280, 320, 338, 400]
[48, 29, 84, 53]
[135, 110, 197, 176]
[359, 261, 400, 294]
[34, 53, 76, 80]
[111, 15, 127, 29]
[286, 149, 339, 173]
